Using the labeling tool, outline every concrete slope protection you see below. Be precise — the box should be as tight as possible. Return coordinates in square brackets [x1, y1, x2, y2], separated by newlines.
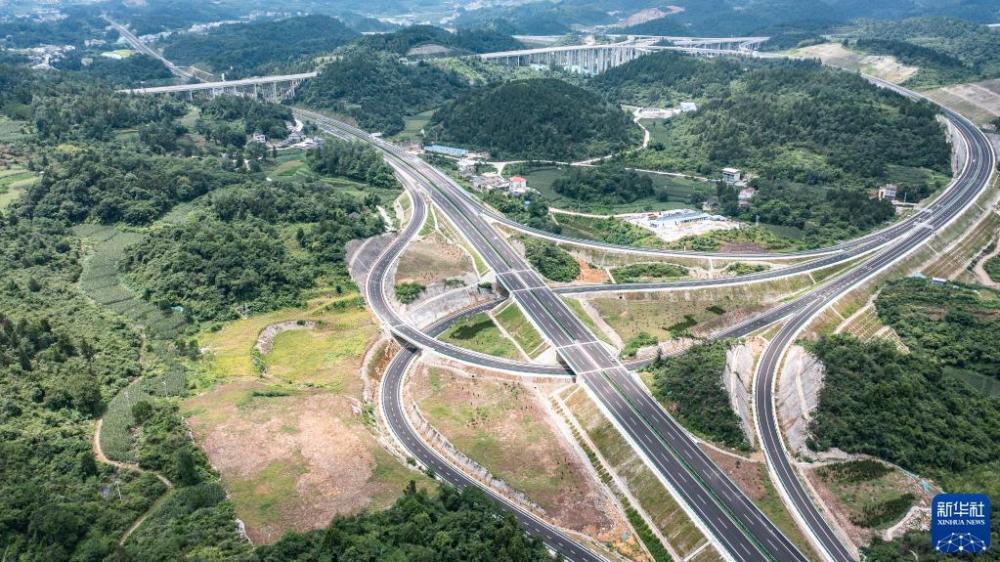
[752, 95, 997, 562]
[299, 109, 810, 562]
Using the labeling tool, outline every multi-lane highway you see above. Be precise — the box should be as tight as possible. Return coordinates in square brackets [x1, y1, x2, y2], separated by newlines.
[103, 17, 198, 81]
[299, 109, 812, 562]
[751, 96, 996, 561]
[299, 84, 995, 562]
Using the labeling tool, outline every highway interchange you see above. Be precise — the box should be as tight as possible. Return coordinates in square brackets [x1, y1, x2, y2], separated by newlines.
[296, 69, 996, 562]
[96, 22, 999, 562]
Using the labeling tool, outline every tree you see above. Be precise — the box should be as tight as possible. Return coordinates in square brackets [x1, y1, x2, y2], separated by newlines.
[175, 449, 199, 486]
[131, 401, 153, 425]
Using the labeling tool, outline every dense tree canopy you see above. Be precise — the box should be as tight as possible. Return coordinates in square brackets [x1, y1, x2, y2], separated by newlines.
[298, 50, 468, 135]
[306, 139, 399, 190]
[808, 333, 1000, 475]
[552, 166, 657, 205]
[161, 15, 359, 78]
[32, 88, 187, 142]
[355, 24, 523, 55]
[429, 78, 640, 160]
[121, 215, 312, 321]
[876, 278, 1000, 378]
[19, 149, 240, 225]
[522, 238, 579, 282]
[254, 483, 555, 562]
[610, 56, 950, 246]
[647, 340, 749, 450]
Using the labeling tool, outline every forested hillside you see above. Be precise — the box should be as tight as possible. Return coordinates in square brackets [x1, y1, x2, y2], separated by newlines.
[355, 24, 523, 55]
[810, 279, 1000, 560]
[160, 15, 358, 78]
[297, 49, 468, 135]
[852, 17, 1000, 79]
[255, 484, 555, 561]
[0, 59, 557, 561]
[610, 55, 950, 246]
[428, 78, 639, 160]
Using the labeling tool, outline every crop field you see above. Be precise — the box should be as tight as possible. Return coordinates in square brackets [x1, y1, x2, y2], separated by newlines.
[100, 351, 187, 463]
[0, 118, 30, 143]
[0, 166, 37, 207]
[392, 108, 436, 142]
[75, 225, 188, 340]
[439, 312, 521, 359]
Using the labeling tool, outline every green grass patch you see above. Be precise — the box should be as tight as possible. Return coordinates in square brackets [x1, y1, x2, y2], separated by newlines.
[612, 262, 688, 283]
[439, 312, 520, 359]
[521, 164, 706, 214]
[391, 108, 436, 142]
[554, 213, 663, 248]
[725, 262, 770, 276]
[621, 332, 658, 358]
[494, 302, 546, 357]
[561, 297, 613, 346]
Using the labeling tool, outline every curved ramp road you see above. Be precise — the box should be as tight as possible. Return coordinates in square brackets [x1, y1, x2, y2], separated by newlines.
[380, 307, 607, 562]
[299, 109, 811, 562]
[752, 100, 996, 562]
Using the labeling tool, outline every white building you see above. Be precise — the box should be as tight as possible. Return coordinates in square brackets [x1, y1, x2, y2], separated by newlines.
[878, 184, 898, 201]
[679, 102, 698, 112]
[509, 176, 529, 195]
[722, 167, 743, 185]
[251, 133, 267, 144]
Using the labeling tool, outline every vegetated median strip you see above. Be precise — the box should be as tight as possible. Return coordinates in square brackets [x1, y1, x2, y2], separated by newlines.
[598, 370, 777, 562]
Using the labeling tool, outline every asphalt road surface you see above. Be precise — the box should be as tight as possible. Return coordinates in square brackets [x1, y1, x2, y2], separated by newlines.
[299, 109, 812, 562]
[752, 99, 996, 562]
[298, 78, 995, 561]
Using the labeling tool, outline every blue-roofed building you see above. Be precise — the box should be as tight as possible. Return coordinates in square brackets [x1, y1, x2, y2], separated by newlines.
[424, 144, 468, 157]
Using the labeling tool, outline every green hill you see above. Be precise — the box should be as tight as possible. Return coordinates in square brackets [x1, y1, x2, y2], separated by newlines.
[355, 24, 523, 55]
[297, 50, 468, 135]
[428, 78, 639, 160]
[161, 15, 358, 78]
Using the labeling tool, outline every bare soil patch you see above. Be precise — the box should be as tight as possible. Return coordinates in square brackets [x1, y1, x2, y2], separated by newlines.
[185, 380, 424, 544]
[395, 232, 474, 285]
[409, 364, 614, 536]
[791, 43, 919, 84]
[574, 256, 610, 284]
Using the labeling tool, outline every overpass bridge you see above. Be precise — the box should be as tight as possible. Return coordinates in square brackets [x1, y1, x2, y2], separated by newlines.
[477, 35, 768, 74]
[118, 72, 317, 102]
